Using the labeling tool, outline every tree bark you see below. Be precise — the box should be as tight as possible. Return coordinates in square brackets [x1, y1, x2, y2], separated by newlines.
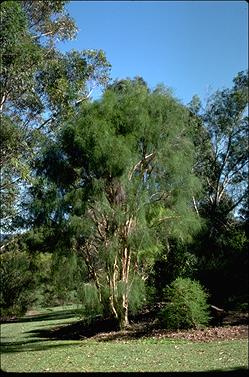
[119, 218, 133, 329]
[121, 247, 130, 329]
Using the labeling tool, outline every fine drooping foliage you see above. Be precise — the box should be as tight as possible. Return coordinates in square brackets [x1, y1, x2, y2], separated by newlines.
[159, 277, 210, 330]
[28, 78, 201, 328]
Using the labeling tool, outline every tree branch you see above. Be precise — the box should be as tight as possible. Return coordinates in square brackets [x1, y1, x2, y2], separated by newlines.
[128, 152, 155, 180]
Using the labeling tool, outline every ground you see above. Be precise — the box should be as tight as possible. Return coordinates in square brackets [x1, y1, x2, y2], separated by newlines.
[1, 306, 248, 373]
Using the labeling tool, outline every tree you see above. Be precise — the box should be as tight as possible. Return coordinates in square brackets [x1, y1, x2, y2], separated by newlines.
[28, 79, 201, 329]
[185, 72, 249, 306]
[194, 71, 248, 232]
[0, 1, 111, 231]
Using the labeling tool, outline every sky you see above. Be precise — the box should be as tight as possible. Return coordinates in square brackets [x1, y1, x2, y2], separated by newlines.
[57, 0, 248, 105]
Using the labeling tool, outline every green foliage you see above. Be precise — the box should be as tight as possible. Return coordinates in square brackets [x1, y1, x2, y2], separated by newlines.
[0, 0, 111, 231]
[30, 251, 88, 307]
[194, 222, 248, 307]
[28, 77, 201, 327]
[159, 277, 210, 330]
[128, 275, 146, 315]
[0, 250, 35, 317]
[77, 275, 146, 320]
[184, 71, 249, 308]
[196, 70, 248, 227]
[149, 240, 198, 301]
[77, 282, 103, 318]
[50, 253, 87, 306]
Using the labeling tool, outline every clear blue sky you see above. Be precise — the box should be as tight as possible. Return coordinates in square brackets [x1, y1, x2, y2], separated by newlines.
[58, 0, 248, 105]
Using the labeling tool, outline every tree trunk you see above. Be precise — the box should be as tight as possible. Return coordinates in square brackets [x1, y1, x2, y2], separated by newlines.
[120, 244, 131, 330]
[108, 256, 119, 320]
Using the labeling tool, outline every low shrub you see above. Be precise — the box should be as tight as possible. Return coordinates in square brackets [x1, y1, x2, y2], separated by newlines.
[159, 277, 210, 330]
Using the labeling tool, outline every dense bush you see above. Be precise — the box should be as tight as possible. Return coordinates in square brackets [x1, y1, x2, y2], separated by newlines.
[159, 277, 210, 330]
[194, 225, 248, 308]
[0, 250, 36, 317]
[31, 252, 88, 308]
[147, 239, 198, 302]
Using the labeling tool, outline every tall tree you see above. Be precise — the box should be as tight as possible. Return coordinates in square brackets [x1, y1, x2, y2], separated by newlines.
[186, 72, 248, 306]
[28, 79, 201, 328]
[195, 71, 248, 231]
[0, 1, 111, 231]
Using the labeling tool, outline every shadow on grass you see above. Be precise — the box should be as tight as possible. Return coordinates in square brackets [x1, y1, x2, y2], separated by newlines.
[1, 308, 83, 324]
[24, 307, 162, 343]
[2, 307, 248, 359]
[1, 315, 125, 354]
[1, 338, 81, 354]
[27, 316, 121, 341]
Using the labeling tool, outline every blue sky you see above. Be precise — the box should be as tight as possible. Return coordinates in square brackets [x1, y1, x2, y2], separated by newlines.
[58, 0, 248, 105]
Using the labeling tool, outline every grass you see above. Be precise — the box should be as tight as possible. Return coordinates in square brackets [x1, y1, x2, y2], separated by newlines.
[1, 305, 248, 373]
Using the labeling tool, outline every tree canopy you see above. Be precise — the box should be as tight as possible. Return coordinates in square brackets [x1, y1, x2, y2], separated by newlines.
[26, 79, 201, 328]
[0, 0, 111, 231]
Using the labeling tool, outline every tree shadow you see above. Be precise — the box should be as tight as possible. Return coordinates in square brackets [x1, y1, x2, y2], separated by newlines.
[27, 316, 121, 341]
[2, 307, 248, 357]
[1, 316, 124, 354]
[1, 338, 81, 354]
[1, 308, 83, 324]
[22, 307, 249, 343]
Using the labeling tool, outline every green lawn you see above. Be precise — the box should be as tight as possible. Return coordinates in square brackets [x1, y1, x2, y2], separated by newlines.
[1, 306, 248, 373]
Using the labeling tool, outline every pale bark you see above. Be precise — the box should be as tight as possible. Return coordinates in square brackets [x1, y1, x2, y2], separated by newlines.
[119, 217, 133, 329]
[192, 196, 199, 215]
[128, 152, 155, 180]
[0, 93, 8, 112]
[112, 255, 119, 319]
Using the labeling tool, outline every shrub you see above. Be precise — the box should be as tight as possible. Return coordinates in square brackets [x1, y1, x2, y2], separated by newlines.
[159, 277, 210, 330]
[33, 252, 88, 308]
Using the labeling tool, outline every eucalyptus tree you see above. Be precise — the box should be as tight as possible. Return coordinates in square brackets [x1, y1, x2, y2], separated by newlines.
[0, 1, 111, 231]
[29, 79, 201, 328]
[186, 72, 248, 306]
[191, 71, 248, 232]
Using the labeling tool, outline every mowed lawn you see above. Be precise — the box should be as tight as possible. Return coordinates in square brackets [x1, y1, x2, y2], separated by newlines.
[1, 306, 248, 373]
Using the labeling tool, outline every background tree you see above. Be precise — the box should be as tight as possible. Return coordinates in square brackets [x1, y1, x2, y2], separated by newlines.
[0, 0, 111, 232]
[185, 71, 249, 307]
[27, 78, 201, 329]
[195, 70, 248, 230]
